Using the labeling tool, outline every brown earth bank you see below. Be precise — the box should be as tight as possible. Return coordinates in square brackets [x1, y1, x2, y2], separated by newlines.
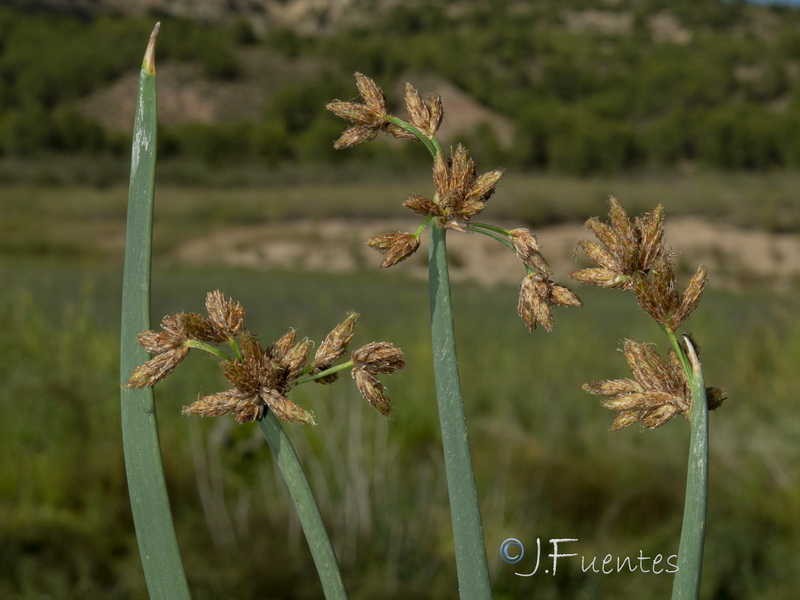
[171, 216, 800, 290]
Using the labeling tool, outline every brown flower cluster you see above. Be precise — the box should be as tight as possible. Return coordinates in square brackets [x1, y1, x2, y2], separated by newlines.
[126, 292, 405, 424]
[571, 197, 726, 429]
[570, 196, 665, 290]
[518, 273, 582, 333]
[404, 144, 504, 229]
[327, 74, 444, 150]
[508, 228, 582, 332]
[126, 292, 239, 388]
[366, 144, 504, 267]
[570, 196, 707, 332]
[583, 340, 726, 430]
[351, 342, 406, 416]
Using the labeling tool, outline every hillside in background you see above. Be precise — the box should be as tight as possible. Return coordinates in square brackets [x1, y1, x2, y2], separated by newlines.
[5, 0, 800, 177]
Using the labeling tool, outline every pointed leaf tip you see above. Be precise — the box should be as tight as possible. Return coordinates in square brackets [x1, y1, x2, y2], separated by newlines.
[143, 22, 161, 74]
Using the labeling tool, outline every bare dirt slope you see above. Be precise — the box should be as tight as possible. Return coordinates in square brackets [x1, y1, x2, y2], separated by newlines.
[172, 216, 800, 290]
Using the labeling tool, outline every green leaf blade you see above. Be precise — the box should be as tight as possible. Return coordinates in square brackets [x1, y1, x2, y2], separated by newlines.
[119, 23, 192, 600]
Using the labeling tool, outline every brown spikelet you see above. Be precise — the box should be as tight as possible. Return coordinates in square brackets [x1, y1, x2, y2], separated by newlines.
[573, 198, 667, 292]
[518, 275, 553, 332]
[706, 386, 727, 410]
[640, 404, 680, 429]
[182, 312, 228, 344]
[261, 388, 315, 425]
[269, 329, 297, 363]
[432, 150, 448, 193]
[467, 169, 504, 204]
[581, 378, 643, 396]
[632, 258, 679, 327]
[585, 217, 624, 260]
[354, 72, 388, 115]
[610, 410, 643, 430]
[206, 290, 245, 338]
[635, 204, 665, 271]
[404, 83, 428, 131]
[352, 342, 405, 374]
[352, 368, 393, 417]
[509, 229, 551, 276]
[403, 194, 441, 218]
[569, 267, 626, 288]
[136, 329, 176, 354]
[607, 196, 637, 254]
[312, 312, 359, 382]
[331, 125, 379, 149]
[126, 346, 189, 388]
[281, 338, 313, 382]
[601, 392, 661, 411]
[577, 240, 617, 271]
[366, 232, 421, 267]
[182, 390, 242, 419]
[328, 73, 393, 148]
[584, 339, 692, 430]
[427, 94, 443, 135]
[672, 265, 708, 331]
[550, 284, 582, 308]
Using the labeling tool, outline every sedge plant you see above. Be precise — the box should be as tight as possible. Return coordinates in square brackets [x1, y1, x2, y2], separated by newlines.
[327, 73, 582, 599]
[120, 28, 405, 600]
[570, 197, 727, 600]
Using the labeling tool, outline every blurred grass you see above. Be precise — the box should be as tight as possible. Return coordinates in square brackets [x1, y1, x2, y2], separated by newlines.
[1, 259, 798, 599]
[4, 169, 800, 264]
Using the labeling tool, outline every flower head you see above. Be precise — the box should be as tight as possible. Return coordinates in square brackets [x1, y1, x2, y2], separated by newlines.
[366, 232, 421, 267]
[327, 73, 408, 149]
[311, 312, 359, 383]
[633, 257, 708, 332]
[403, 82, 443, 140]
[582, 339, 725, 430]
[126, 313, 194, 388]
[183, 331, 315, 425]
[517, 273, 582, 333]
[570, 197, 665, 290]
[402, 145, 503, 228]
[351, 342, 405, 416]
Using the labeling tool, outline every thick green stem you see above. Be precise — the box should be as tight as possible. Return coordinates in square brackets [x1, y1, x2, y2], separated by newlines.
[258, 412, 348, 600]
[671, 336, 709, 600]
[119, 23, 191, 600]
[428, 223, 492, 599]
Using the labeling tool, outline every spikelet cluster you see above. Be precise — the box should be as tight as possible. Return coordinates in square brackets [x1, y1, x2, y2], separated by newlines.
[126, 292, 405, 423]
[570, 198, 725, 429]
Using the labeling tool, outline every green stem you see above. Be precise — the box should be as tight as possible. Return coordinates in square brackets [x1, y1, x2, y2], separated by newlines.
[227, 336, 243, 361]
[671, 336, 709, 600]
[428, 223, 492, 599]
[468, 222, 511, 237]
[466, 223, 515, 251]
[119, 23, 191, 600]
[258, 412, 348, 600]
[385, 115, 443, 157]
[296, 361, 354, 386]
[184, 339, 233, 360]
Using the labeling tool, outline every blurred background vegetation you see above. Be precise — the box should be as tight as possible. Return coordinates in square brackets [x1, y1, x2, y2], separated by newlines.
[2, 0, 800, 599]
[7, 0, 800, 178]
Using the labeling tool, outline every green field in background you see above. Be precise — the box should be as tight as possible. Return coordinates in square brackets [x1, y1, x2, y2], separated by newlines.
[1, 257, 797, 599]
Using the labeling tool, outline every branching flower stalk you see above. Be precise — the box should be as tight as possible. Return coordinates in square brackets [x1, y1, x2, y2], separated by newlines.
[126, 295, 405, 599]
[328, 74, 581, 599]
[571, 197, 727, 599]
